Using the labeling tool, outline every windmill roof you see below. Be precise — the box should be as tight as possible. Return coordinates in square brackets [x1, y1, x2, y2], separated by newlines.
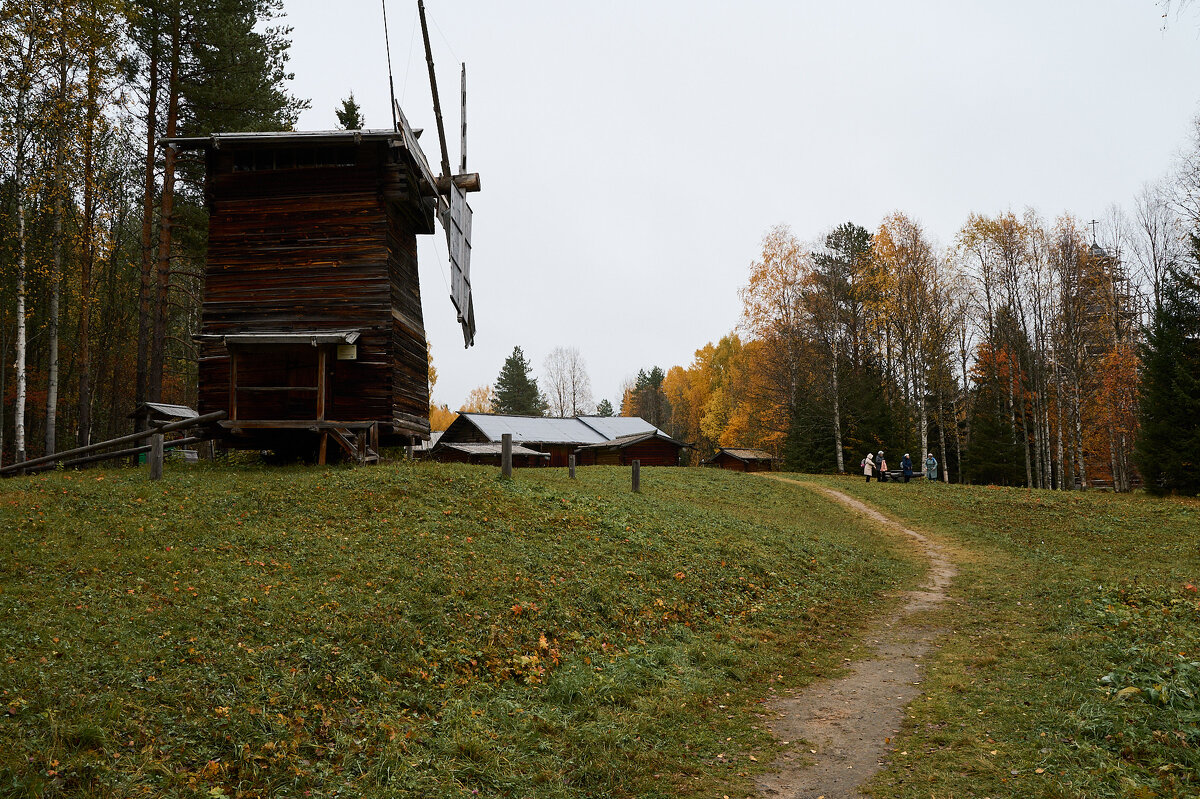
[160, 129, 421, 150]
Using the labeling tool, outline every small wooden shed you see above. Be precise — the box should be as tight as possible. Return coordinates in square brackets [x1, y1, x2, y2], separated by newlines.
[166, 129, 465, 462]
[574, 430, 684, 466]
[703, 447, 776, 472]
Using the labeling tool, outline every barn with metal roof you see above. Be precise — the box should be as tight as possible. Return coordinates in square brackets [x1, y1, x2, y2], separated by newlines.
[435, 413, 674, 467]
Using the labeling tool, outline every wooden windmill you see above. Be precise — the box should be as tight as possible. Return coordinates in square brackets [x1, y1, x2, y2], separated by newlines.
[163, 0, 481, 463]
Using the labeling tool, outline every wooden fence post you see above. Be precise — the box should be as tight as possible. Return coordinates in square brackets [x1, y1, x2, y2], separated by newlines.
[149, 433, 164, 481]
[569, 454, 576, 479]
[632, 459, 640, 493]
[501, 433, 513, 479]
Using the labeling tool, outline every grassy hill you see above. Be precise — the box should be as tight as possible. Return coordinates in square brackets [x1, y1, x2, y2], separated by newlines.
[799, 475, 1200, 799]
[0, 464, 919, 798]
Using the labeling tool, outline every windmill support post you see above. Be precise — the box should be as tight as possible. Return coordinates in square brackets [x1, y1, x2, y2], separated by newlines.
[632, 460, 640, 494]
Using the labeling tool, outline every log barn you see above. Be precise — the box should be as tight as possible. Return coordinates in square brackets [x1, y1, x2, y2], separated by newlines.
[166, 129, 469, 462]
[574, 430, 684, 467]
[436, 413, 679, 468]
[703, 448, 776, 472]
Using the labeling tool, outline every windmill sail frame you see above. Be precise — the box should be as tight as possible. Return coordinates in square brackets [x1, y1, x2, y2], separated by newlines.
[447, 183, 475, 347]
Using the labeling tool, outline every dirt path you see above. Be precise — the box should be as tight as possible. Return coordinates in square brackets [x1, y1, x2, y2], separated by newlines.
[755, 478, 957, 799]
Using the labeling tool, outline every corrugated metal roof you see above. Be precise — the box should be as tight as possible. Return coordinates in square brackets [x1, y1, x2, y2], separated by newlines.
[576, 430, 683, 451]
[437, 442, 549, 457]
[412, 430, 443, 452]
[458, 413, 608, 445]
[128, 402, 199, 420]
[577, 416, 664, 440]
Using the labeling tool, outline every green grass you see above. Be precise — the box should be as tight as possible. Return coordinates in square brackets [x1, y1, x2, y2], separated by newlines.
[790, 475, 1200, 799]
[0, 463, 919, 798]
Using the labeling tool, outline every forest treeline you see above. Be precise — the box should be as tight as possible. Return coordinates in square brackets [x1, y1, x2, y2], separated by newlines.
[0, 0, 304, 463]
[618, 122, 1200, 493]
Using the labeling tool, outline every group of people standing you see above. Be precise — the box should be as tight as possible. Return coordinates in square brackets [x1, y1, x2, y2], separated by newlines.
[861, 450, 938, 483]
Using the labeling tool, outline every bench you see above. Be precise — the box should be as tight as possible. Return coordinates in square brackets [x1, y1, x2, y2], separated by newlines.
[878, 469, 923, 482]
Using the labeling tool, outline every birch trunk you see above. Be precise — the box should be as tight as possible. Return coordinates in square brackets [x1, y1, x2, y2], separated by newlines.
[46, 178, 62, 456]
[15, 191, 28, 464]
[831, 344, 843, 473]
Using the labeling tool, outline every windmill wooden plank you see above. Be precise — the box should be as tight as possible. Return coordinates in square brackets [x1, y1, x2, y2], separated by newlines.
[165, 128, 477, 457]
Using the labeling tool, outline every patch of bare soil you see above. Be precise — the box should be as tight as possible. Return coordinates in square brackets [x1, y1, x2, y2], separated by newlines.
[756, 479, 956, 799]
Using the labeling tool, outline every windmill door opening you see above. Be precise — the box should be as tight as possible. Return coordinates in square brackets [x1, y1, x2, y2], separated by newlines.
[229, 344, 328, 422]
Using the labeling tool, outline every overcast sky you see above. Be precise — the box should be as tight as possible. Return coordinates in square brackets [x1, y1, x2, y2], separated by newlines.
[280, 1, 1200, 412]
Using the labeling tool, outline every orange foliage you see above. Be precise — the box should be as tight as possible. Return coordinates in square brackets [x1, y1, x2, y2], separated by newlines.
[460, 385, 493, 413]
[429, 404, 457, 431]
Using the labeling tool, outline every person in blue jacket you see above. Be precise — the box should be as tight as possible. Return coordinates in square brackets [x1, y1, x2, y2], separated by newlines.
[901, 453, 913, 483]
[925, 452, 939, 482]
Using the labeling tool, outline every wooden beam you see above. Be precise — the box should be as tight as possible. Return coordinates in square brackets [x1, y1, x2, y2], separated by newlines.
[429, 173, 481, 194]
[219, 419, 377, 430]
[316, 346, 327, 422]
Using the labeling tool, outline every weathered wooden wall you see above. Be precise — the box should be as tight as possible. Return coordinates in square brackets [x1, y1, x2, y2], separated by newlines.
[196, 140, 431, 441]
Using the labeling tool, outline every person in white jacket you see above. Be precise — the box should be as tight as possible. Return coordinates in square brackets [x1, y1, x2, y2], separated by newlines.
[862, 453, 875, 482]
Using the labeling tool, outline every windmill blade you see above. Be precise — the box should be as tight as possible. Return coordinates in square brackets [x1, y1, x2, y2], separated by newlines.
[447, 182, 475, 347]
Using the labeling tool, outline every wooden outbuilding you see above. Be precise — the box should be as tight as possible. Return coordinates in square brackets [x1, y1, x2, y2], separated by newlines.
[574, 430, 684, 466]
[165, 129, 476, 462]
[436, 413, 676, 468]
[703, 447, 776, 472]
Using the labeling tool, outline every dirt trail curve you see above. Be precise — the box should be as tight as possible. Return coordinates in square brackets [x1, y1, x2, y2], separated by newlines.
[755, 477, 957, 799]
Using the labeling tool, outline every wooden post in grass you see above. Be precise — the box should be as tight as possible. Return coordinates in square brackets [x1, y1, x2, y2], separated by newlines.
[632, 459, 640, 493]
[149, 433, 164, 481]
[501, 433, 513, 479]
[569, 454, 576, 479]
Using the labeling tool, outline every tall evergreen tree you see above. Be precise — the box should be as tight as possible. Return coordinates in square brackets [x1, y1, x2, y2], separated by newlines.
[1135, 234, 1200, 495]
[595, 398, 614, 417]
[493, 346, 547, 416]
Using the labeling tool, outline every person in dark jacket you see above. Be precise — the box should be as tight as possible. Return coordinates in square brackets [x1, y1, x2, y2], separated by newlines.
[876, 450, 888, 482]
[901, 453, 913, 483]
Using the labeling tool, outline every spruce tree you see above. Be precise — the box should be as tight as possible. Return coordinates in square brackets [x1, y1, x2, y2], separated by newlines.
[335, 93, 364, 129]
[595, 399, 614, 416]
[493, 346, 547, 416]
[1135, 234, 1200, 496]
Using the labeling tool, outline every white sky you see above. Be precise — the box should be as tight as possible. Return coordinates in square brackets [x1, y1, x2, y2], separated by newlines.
[280, 1, 1200, 411]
